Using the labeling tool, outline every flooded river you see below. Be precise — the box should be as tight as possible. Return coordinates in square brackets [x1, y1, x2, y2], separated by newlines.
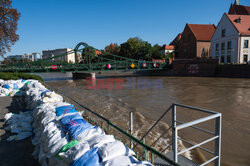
[42, 73, 250, 166]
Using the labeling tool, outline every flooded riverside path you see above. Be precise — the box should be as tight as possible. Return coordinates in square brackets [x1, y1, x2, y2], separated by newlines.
[43, 73, 250, 166]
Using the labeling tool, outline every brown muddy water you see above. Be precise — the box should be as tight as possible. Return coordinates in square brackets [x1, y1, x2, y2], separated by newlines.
[42, 73, 250, 166]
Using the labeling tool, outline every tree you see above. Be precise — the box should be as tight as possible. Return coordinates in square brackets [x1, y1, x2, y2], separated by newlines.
[119, 37, 152, 60]
[0, 0, 20, 58]
[105, 43, 120, 55]
[151, 44, 162, 59]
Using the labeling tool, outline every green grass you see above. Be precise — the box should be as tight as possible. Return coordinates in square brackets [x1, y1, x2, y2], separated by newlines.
[0, 72, 44, 82]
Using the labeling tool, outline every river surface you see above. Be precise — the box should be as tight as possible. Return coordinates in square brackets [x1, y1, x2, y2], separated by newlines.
[41, 73, 250, 166]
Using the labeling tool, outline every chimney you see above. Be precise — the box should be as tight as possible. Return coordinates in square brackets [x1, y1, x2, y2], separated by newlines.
[234, 0, 240, 5]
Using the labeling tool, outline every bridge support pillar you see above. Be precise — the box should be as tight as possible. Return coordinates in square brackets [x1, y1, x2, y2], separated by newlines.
[72, 72, 96, 80]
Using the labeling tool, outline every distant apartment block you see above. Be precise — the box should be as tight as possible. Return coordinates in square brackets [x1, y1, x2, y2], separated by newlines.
[211, 13, 250, 63]
[7, 54, 34, 61]
[42, 48, 75, 63]
[32, 53, 42, 61]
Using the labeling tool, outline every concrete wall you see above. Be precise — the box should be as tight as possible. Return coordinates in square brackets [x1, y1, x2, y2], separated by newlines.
[173, 59, 218, 76]
[216, 64, 250, 78]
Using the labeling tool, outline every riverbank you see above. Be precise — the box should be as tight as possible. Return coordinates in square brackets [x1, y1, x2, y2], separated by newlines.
[0, 96, 39, 166]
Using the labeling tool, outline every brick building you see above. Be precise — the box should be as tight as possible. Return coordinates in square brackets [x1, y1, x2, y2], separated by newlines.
[177, 24, 216, 59]
[228, 0, 250, 15]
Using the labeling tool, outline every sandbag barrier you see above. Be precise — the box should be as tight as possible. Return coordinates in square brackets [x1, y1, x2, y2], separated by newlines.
[1, 79, 153, 166]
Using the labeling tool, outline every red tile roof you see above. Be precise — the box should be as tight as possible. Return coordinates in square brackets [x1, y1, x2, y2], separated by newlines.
[163, 45, 175, 50]
[228, 4, 250, 15]
[187, 24, 216, 41]
[227, 14, 250, 35]
[94, 50, 101, 56]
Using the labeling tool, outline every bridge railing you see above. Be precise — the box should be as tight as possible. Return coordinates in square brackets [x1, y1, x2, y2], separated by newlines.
[137, 103, 222, 166]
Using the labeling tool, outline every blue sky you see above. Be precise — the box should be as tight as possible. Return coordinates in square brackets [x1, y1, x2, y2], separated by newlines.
[5, 0, 250, 58]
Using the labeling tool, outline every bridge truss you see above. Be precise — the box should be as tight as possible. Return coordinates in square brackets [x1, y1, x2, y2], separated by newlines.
[0, 42, 170, 73]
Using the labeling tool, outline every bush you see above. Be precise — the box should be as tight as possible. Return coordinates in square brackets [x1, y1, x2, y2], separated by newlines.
[0, 72, 44, 82]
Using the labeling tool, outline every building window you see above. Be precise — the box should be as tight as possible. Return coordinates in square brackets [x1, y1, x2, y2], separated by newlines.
[244, 40, 249, 48]
[221, 29, 226, 37]
[216, 43, 219, 51]
[244, 54, 248, 63]
[227, 55, 231, 63]
[221, 56, 225, 63]
[227, 41, 232, 50]
[221, 42, 225, 50]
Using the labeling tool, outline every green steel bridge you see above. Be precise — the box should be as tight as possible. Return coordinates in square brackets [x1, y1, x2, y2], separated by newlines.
[0, 42, 170, 73]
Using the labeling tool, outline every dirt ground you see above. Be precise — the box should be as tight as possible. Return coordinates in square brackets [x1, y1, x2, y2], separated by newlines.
[0, 96, 39, 166]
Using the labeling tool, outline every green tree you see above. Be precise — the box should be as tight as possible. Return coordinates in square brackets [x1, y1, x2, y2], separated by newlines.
[119, 37, 152, 60]
[0, 0, 21, 58]
[151, 44, 162, 59]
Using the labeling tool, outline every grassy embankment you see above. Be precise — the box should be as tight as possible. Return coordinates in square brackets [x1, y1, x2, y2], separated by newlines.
[0, 72, 44, 82]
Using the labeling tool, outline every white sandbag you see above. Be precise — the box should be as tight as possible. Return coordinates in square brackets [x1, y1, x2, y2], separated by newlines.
[98, 140, 135, 162]
[4, 112, 13, 121]
[59, 142, 90, 163]
[88, 134, 116, 149]
[102, 155, 139, 166]
[47, 137, 68, 158]
[76, 126, 105, 142]
[45, 130, 65, 147]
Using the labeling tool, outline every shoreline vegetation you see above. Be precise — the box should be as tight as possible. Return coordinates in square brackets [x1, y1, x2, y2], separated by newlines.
[0, 72, 43, 82]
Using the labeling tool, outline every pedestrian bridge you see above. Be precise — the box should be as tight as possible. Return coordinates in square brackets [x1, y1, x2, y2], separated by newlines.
[1, 42, 170, 73]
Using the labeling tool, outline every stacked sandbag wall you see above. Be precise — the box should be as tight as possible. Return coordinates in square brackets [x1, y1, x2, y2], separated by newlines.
[1, 79, 152, 166]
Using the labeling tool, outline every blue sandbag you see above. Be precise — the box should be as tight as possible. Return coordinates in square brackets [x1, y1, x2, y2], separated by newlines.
[21, 79, 26, 82]
[56, 105, 78, 116]
[2, 84, 10, 89]
[60, 113, 84, 125]
[64, 119, 93, 139]
[40, 90, 50, 97]
[70, 148, 100, 166]
[13, 83, 18, 90]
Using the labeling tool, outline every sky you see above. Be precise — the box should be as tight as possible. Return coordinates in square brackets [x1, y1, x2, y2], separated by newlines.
[4, 0, 250, 58]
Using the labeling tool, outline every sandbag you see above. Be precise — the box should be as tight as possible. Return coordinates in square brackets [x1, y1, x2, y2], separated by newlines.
[56, 140, 80, 159]
[56, 105, 78, 117]
[70, 148, 100, 166]
[64, 119, 93, 139]
[76, 126, 105, 143]
[59, 142, 90, 163]
[88, 134, 116, 149]
[102, 155, 139, 166]
[98, 140, 135, 162]
[60, 113, 84, 125]
[47, 137, 68, 158]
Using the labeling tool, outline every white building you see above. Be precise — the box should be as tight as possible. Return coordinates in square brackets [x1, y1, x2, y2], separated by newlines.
[211, 13, 250, 64]
[32, 53, 42, 61]
[42, 48, 75, 63]
[7, 54, 34, 61]
[160, 45, 175, 55]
